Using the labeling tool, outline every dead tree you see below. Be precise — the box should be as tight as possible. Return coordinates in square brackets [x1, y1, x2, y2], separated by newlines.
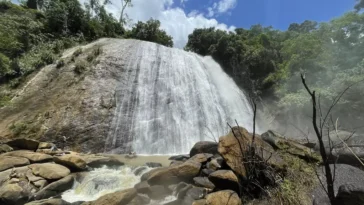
[301, 73, 336, 203]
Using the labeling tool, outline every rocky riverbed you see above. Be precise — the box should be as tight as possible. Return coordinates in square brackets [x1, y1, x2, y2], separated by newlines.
[1, 127, 364, 205]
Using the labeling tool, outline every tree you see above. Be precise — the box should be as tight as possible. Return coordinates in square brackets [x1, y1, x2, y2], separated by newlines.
[119, 0, 132, 25]
[126, 19, 173, 47]
[355, 0, 364, 11]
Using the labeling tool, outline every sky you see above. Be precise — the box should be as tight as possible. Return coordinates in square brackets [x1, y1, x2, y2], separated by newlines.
[12, 0, 358, 48]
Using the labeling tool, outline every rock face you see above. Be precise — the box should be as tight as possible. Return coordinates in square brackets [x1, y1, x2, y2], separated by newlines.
[81, 188, 137, 205]
[29, 163, 70, 180]
[190, 141, 218, 157]
[54, 155, 87, 170]
[0, 156, 30, 171]
[335, 184, 364, 205]
[218, 127, 285, 177]
[205, 190, 242, 205]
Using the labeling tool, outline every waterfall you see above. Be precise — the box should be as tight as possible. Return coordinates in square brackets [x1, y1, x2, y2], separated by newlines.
[104, 40, 255, 154]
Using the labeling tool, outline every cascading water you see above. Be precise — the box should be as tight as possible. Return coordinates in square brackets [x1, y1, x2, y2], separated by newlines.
[104, 40, 255, 154]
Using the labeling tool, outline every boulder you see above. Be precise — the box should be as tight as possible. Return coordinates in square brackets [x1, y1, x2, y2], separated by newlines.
[193, 177, 215, 189]
[141, 167, 165, 181]
[0, 156, 30, 172]
[178, 186, 205, 205]
[38, 142, 56, 150]
[133, 166, 148, 176]
[170, 161, 184, 167]
[206, 159, 221, 171]
[193, 199, 206, 205]
[169, 155, 190, 161]
[189, 153, 213, 164]
[83, 155, 124, 168]
[145, 162, 162, 168]
[26, 170, 48, 189]
[205, 190, 241, 205]
[0, 144, 13, 153]
[208, 170, 239, 193]
[128, 194, 150, 205]
[218, 127, 285, 177]
[0, 166, 29, 186]
[3, 150, 53, 163]
[190, 141, 218, 157]
[335, 184, 364, 205]
[147, 160, 201, 186]
[29, 163, 70, 180]
[147, 185, 172, 200]
[134, 180, 150, 194]
[0, 183, 28, 205]
[6, 138, 39, 151]
[81, 188, 137, 205]
[25, 198, 71, 205]
[33, 175, 74, 200]
[201, 169, 214, 176]
[261, 130, 320, 162]
[54, 155, 87, 171]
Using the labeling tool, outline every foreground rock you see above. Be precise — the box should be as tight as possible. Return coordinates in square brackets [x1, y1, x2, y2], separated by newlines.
[54, 155, 87, 171]
[3, 150, 53, 163]
[0, 183, 28, 205]
[83, 155, 124, 168]
[205, 190, 241, 205]
[335, 184, 364, 205]
[81, 188, 137, 205]
[33, 175, 74, 200]
[208, 170, 239, 193]
[0, 144, 13, 153]
[218, 127, 285, 177]
[190, 141, 218, 157]
[5, 138, 39, 151]
[0, 156, 30, 171]
[29, 163, 70, 180]
[25, 198, 73, 205]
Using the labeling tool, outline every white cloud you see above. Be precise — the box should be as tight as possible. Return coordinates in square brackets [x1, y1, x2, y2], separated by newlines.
[206, 0, 237, 17]
[104, 0, 236, 48]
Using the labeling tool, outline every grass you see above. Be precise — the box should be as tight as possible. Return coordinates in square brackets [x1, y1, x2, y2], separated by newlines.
[86, 45, 103, 63]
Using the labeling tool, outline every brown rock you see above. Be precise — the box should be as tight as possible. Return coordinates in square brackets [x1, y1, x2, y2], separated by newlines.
[81, 188, 137, 205]
[6, 138, 39, 151]
[208, 170, 239, 193]
[0, 183, 27, 205]
[193, 199, 207, 205]
[29, 163, 70, 180]
[134, 180, 150, 194]
[147, 160, 201, 186]
[205, 190, 241, 205]
[0, 156, 30, 172]
[38, 142, 56, 150]
[3, 150, 53, 163]
[0, 144, 13, 154]
[193, 177, 215, 189]
[33, 175, 74, 200]
[25, 198, 70, 205]
[83, 155, 124, 168]
[218, 127, 285, 177]
[54, 155, 87, 170]
[189, 153, 213, 164]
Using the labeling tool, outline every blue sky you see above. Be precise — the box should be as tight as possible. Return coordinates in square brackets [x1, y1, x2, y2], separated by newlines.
[179, 0, 357, 30]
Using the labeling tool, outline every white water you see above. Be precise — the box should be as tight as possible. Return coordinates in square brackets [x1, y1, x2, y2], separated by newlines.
[104, 40, 255, 154]
[62, 166, 177, 204]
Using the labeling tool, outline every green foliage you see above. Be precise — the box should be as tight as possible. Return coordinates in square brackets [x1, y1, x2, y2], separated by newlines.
[74, 59, 87, 74]
[86, 45, 102, 62]
[126, 18, 173, 47]
[56, 59, 65, 68]
[73, 48, 83, 57]
[0, 92, 11, 107]
[9, 122, 28, 136]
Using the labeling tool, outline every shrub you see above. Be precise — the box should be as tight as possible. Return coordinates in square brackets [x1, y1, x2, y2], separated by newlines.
[9, 122, 27, 136]
[0, 93, 11, 107]
[74, 60, 87, 74]
[86, 46, 102, 62]
[56, 59, 65, 68]
[73, 48, 83, 57]
[0, 53, 11, 78]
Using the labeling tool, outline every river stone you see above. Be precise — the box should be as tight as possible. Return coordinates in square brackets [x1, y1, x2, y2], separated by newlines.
[25, 198, 71, 205]
[170, 161, 184, 167]
[193, 177, 215, 189]
[81, 188, 137, 205]
[29, 163, 70, 180]
[145, 162, 162, 168]
[190, 141, 218, 157]
[193, 199, 207, 205]
[133, 166, 148, 176]
[206, 159, 221, 171]
[189, 153, 213, 164]
[147, 160, 201, 186]
[33, 175, 74, 200]
[6, 138, 39, 151]
[141, 167, 165, 181]
[134, 180, 150, 194]
[3, 150, 53, 163]
[0, 156, 30, 172]
[128, 194, 150, 205]
[335, 184, 364, 205]
[209, 170, 239, 193]
[169, 154, 190, 161]
[0, 183, 27, 205]
[54, 155, 87, 170]
[218, 127, 285, 177]
[147, 185, 172, 200]
[0, 144, 13, 153]
[83, 155, 124, 168]
[205, 190, 241, 205]
[38, 142, 56, 150]
[0, 166, 29, 187]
